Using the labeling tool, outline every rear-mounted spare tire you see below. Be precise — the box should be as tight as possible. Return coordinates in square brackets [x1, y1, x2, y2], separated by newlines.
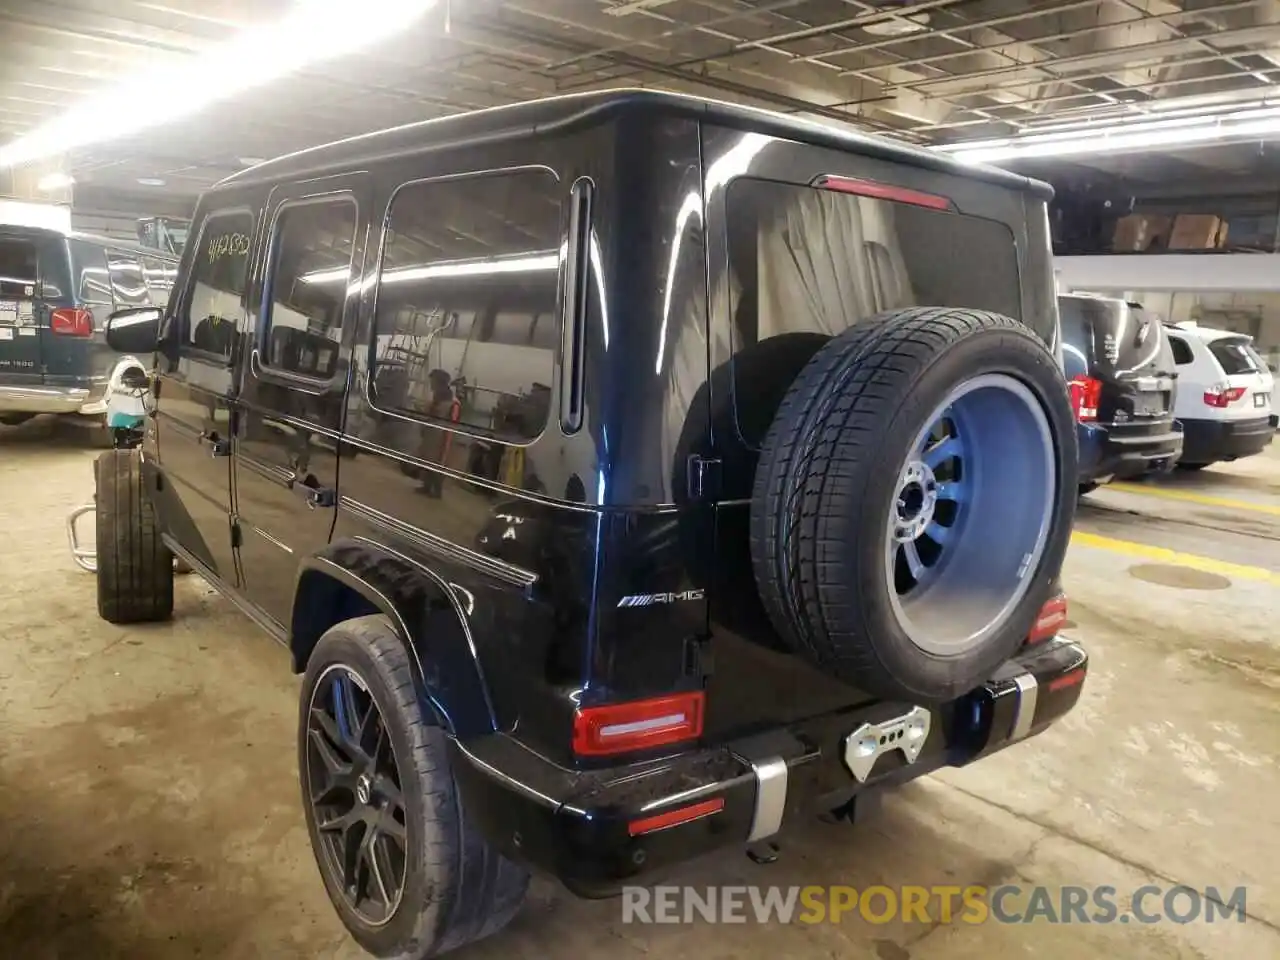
[750, 307, 1077, 703]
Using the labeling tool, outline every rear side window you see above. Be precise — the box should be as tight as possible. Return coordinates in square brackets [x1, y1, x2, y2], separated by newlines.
[106, 252, 150, 307]
[141, 256, 176, 308]
[183, 211, 255, 357]
[262, 198, 357, 380]
[1169, 335, 1193, 366]
[1208, 339, 1262, 376]
[726, 177, 1024, 444]
[0, 238, 38, 298]
[69, 241, 112, 304]
[370, 169, 562, 442]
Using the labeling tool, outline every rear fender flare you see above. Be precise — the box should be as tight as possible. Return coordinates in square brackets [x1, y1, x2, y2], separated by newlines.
[292, 539, 497, 737]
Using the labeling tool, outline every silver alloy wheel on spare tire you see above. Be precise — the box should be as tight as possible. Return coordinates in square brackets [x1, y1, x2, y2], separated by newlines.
[749, 306, 1077, 703]
[885, 373, 1055, 656]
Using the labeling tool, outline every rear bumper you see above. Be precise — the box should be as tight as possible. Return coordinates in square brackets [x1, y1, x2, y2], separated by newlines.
[0, 383, 92, 415]
[1180, 416, 1274, 464]
[1077, 420, 1182, 484]
[450, 636, 1087, 896]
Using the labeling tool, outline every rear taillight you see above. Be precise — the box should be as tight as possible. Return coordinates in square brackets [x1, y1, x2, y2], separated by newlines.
[1203, 385, 1246, 408]
[572, 692, 704, 757]
[50, 308, 94, 338]
[1068, 376, 1102, 422]
[1026, 593, 1068, 645]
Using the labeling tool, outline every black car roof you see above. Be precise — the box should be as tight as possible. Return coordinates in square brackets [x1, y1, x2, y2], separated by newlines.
[215, 88, 1051, 199]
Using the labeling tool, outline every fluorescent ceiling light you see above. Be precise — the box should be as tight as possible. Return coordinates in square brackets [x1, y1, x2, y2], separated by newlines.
[302, 253, 559, 286]
[938, 105, 1280, 164]
[137, 178, 166, 187]
[36, 172, 74, 191]
[863, 13, 930, 37]
[0, 0, 439, 168]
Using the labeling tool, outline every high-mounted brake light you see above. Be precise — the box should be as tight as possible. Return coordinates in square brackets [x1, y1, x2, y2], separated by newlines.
[1026, 593, 1068, 645]
[812, 174, 952, 211]
[1203, 385, 1245, 408]
[572, 692, 704, 757]
[1068, 375, 1101, 422]
[50, 307, 94, 338]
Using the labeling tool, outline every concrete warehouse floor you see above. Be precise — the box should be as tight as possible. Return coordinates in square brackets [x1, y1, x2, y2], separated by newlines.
[0, 418, 1277, 960]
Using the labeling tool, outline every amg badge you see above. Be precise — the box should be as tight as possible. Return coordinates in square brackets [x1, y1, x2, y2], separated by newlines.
[617, 589, 705, 608]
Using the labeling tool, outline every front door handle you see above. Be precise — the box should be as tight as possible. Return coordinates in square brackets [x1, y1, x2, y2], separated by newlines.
[199, 431, 231, 458]
[293, 479, 336, 509]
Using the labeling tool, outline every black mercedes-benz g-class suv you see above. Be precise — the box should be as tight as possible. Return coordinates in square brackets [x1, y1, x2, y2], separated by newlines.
[95, 90, 1086, 959]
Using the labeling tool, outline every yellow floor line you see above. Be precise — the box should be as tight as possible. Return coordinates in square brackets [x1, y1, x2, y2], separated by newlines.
[1070, 530, 1280, 585]
[1107, 481, 1280, 517]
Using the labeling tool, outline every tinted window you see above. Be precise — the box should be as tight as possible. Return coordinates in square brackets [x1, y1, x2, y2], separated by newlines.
[1167, 335, 1192, 365]
[1208, 338, 1262, 376]
[184, 211, 255, 357]
[0, 238, 38, 298]
[726, 177, 1025, 443]
[1056, 296, 1172, 378]
[262, 199, 356, 379]
[1057, 299, 1092, 380]
[106, 252, 150, 307]
[371, 170, 562, 442]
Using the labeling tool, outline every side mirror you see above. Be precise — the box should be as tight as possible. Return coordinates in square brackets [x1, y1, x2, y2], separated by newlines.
[106, 307, 162, 354]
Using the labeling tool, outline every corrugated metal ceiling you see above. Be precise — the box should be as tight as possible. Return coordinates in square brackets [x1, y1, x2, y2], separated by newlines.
[4, 0, 1280, 202]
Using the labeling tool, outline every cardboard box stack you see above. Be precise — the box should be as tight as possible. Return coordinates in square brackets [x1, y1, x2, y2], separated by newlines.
[1111, 213, 1172, 251]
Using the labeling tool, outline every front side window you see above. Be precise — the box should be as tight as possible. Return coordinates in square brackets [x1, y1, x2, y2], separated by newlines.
[184, 211, 255, 357]
[371, 169, 562, 442]
[262, 199, 357, 379]
[106, 252, 150, 307]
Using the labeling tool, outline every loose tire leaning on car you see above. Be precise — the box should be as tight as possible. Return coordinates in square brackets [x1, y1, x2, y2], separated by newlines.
[95, 448, 175, 624]
[750, 307, 1077, 703]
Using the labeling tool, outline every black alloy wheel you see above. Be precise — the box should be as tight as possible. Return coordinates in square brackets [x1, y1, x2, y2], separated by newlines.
[304, 663, 408, 927]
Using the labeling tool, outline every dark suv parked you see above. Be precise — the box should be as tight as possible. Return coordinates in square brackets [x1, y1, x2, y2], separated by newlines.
[1058, 293, 1183, 492]
[94, 91, 1087, 959]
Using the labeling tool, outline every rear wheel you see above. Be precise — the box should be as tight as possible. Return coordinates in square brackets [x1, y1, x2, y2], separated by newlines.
[751, 307, 1076, 702]
[95, 449, 174, 623]
[300, 616, 528, 959]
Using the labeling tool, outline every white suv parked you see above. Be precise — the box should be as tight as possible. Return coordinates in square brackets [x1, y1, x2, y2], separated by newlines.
[1165, 323, 1275, 469]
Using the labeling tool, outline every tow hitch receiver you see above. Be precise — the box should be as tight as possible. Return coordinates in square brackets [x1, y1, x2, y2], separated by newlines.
[841, 705, 931, 783]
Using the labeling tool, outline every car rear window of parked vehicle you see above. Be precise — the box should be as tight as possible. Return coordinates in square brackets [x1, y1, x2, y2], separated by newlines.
[184, 211, 255, 357]
[262, 199, 357, 379]
[0, 238, 38, 299]
[370, 169, 562, 442]
[725, 177, 1024, 443]
[1169, 335, 1193, 365]
[1208, 338, 1262, 376]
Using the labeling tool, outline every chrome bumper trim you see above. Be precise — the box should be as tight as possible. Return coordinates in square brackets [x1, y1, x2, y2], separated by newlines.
[1010, 672, 1040, 741]
[0, 384, 92, 414]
